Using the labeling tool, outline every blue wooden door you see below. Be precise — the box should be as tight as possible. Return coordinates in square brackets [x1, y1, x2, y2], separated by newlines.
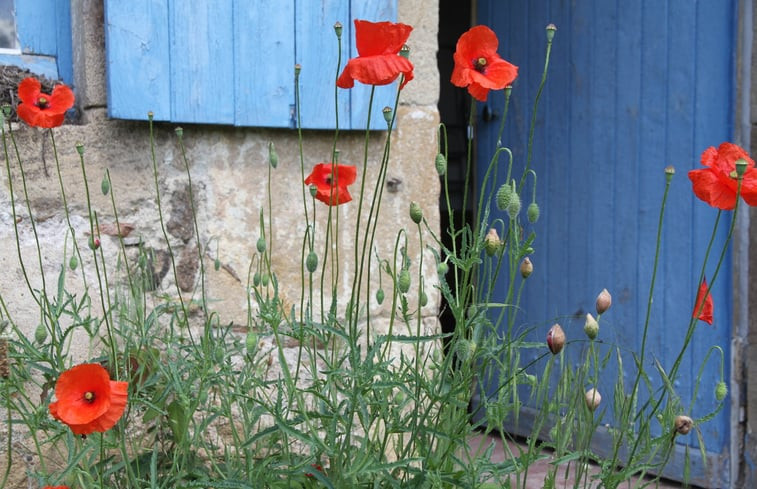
[475, 1, 736, 486]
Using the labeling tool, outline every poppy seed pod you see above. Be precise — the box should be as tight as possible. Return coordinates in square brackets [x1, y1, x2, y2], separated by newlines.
[520, 257, 533, 278]
[674, 415, 693, 435]
[409, 201, 423, 224]
[584, 313, 599, 340]
[545, 23, 557, 42]
[546, 323, 565, 354]
[585, 388, 602, 411]
[596, 288, 612, 315]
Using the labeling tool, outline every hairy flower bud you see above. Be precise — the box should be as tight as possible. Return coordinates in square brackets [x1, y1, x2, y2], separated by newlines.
[546, 323, 565, 354]
[496, 182, 513, 211]
[89, 236, 100, 250]
[484, 228, 502, 256]
[596, 288, 612, 315]
[520, 257, 533, 278]
[268, 142, 278, 169]
[409, 201, 423, 224]
[398, 269, 411, 294]
[527, 202, 540, 223]
[456, 339, 477, 362]
[69, 255, 78, 271]
[437, 261, 449, 276]
[585, 388, 602, 411]
[674, 415, 693, 435]
[420, 291, 428, 307]
[507, 190, 522, 220]
[34, 323, 47, 344]
[584, 313, 599, 340]
[245, 332, 258, 355]
[715, 381, 728, 401]
[256, 237, 266, 253]
[435, 153, 447, 176]
[101, 174, 110, 196]
[376, 288, 385, 305]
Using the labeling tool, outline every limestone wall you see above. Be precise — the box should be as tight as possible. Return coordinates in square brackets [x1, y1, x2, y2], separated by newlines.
[0, 0, 441, 353]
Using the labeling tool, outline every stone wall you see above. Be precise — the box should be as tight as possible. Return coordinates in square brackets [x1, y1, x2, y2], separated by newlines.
[0, 0, 441, 355]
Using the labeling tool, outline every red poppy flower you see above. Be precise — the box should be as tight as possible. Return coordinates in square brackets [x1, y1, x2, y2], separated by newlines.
[692, 277, 714, 325]
[49, 363, 128, 436]
[16, 77, 75, 128]
[336, 19, 414, 89]
[688, 142, 757, 210]
[304, 162, 357, 206]
[451, 25, 518, 102]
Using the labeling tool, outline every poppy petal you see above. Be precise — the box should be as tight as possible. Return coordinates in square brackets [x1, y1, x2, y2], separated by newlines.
[48, 84, 75, 113]
[17, 77, 41, 105]
[688, 168, 737, 210]
[354, 20, 412, 57]
[337, 55, 414, 88]
[466, 82, 490, 102]
[693, 278, 714, 325]
[454, 25, 500, 61]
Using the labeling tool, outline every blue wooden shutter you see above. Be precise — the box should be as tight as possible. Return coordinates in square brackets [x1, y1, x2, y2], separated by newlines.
[0, 0, 73, 84]
[104, 0, 399, 129]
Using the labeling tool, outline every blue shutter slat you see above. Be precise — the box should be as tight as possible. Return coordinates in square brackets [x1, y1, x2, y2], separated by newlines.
[16, 0, 58, 54]
[169, 0, 234, 124]
[234, 0, 295, 127]
[104, 0, 171, 120]
[295, 0, 350, 130]
[14, 0, 72, 84]
[348, 0, 399, 130]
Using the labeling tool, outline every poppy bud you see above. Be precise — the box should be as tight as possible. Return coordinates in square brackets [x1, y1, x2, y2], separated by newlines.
[456, 339, 477, 362]
[376, 288, 385, 305]
[409, 201, 423, 224]
[214, 258, 221, 271]
[585, 388, 602, 411]
[496, 182, 512, 211]
[545, 23, 557, 42]
[383, 106, 394, 126]
[306, 251, 318, 273]
[256, 237, 266, 253]
[261, 274, 269, 287]
[101, 174, 110, 196]
[584, 313, 599, 340]
[437, 261, 449, 276]
[596, 288, 612, 315]
[527, 202, 540, 223]
[89, 236, 100, 250]
[0, 337, 8, 379]
[435, 153, 447, 175]
[69, 255, 78, 271]
[398, 269, 411, 293]
[253, 272, 261, 287]
[34, 323, 48, 344]
[715, 381, 728, 401]
[520, 257, 533, 278]
[546, 323, 565, 354]
[268, 142, 278, 169]
[420, 291, 428, 307]
[507, 190, 521, 220]
[674, 415, 693, 435]
[484, 228, 501, 256]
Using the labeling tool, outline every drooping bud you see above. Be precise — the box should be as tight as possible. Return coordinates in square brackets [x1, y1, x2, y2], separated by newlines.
[527, 202, 540, 223]
[585, 388, 602, 411]
[456, 339, 477, 362]
[214, 257, 221, 271]
[398, 269, 411, 294]
[435, 153, 447, 175]
[584, 313, 599, 340]
[409, 201, 423, 224]
[34, 323, 48, 344]
[89, 235, 100, 250]
[496, 182, 513, 211]
[715, 381, 728, 401]
[520, 257, 533, 278]
[101, 174, 111, 196]
[507, 188, 522, 220]
[245, 332, 258, 355]
[253, 272, 261, 287]
[256, 237, 266, 253]
[484, 228, 502, 256]
[546, 323, 565, 354]
[306, 251, 318, 273]
[437, 261, 449, 276]
[545, 23, 557, 42]
[596, 288, 612, 315]
[376, 288, 385, 305]
[420, 291, 428, 307]
[69, 255, 78, 270]
[674, 415, 693, 435]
